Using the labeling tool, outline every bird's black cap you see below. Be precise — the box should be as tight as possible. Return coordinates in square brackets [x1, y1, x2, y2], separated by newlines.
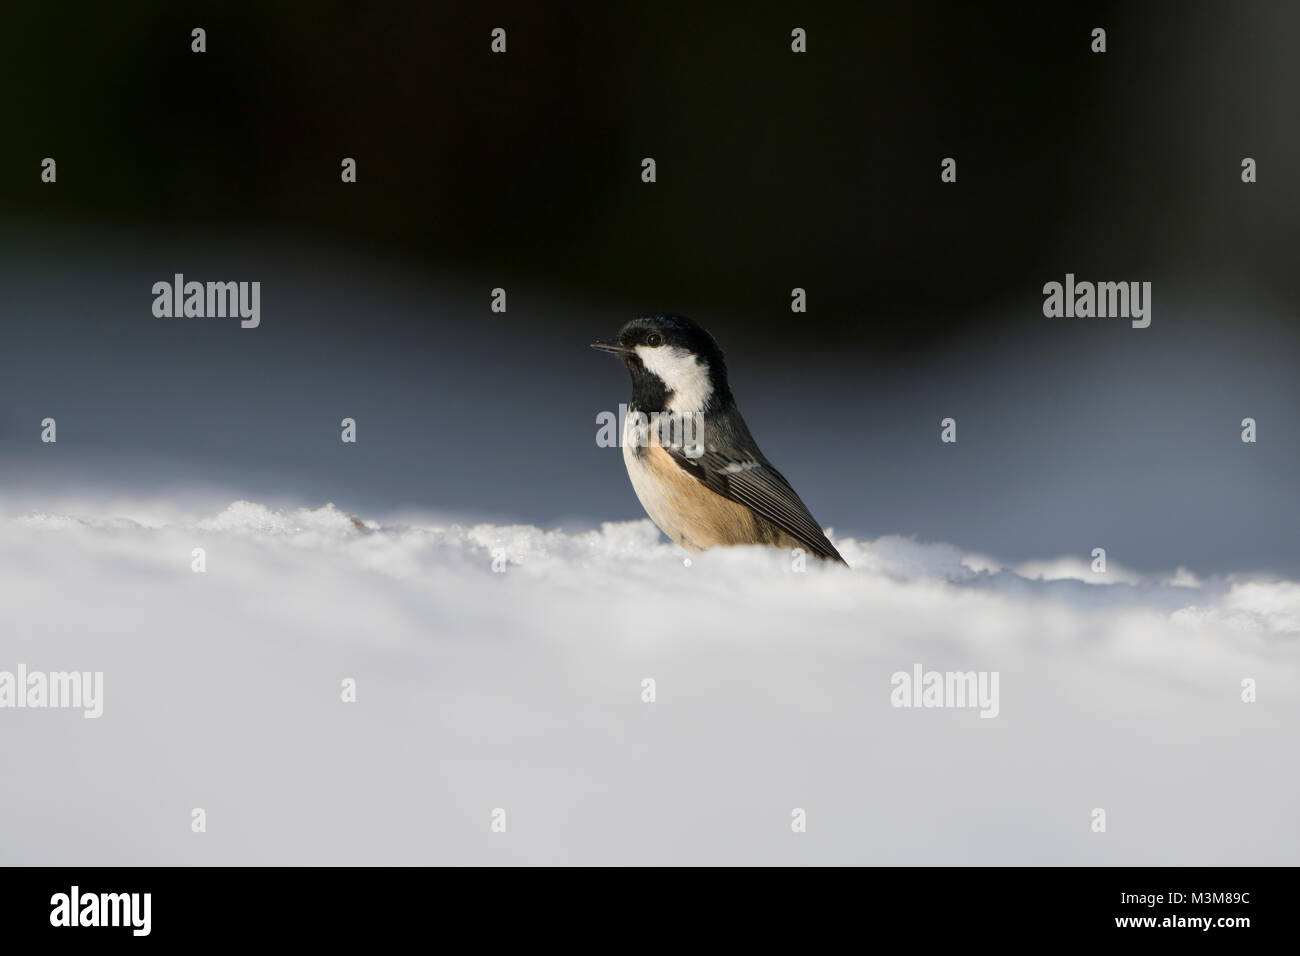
[591, 314, 733, 411]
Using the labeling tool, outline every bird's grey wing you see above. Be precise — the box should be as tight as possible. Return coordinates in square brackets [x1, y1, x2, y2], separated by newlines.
[667, 448, 847, 564]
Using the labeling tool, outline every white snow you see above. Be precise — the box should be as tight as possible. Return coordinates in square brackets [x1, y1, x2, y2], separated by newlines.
[0, 499, 1296, 865]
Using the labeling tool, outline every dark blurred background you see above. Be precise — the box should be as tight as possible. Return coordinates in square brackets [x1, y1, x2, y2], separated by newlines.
[2, 1, 1298, 575]
[6, 1, 1299, 347]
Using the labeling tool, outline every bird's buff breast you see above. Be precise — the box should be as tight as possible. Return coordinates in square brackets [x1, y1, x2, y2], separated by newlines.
[622, 437, 795, 554]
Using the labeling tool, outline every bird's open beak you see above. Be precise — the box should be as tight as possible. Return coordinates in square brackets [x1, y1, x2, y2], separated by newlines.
[590, 341, 631, 356]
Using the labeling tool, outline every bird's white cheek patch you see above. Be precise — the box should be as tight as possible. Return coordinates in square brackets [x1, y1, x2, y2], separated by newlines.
[635, 345, 713, 412]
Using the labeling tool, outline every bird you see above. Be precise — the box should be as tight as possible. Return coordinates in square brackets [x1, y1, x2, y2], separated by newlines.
[591, 314, 847, 565]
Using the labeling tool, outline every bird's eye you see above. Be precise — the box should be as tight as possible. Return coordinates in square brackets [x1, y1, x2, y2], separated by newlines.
[646, 333, 663, 347]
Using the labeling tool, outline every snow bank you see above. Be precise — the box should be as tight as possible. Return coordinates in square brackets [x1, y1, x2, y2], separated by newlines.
[0, 500, 1296, 865]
